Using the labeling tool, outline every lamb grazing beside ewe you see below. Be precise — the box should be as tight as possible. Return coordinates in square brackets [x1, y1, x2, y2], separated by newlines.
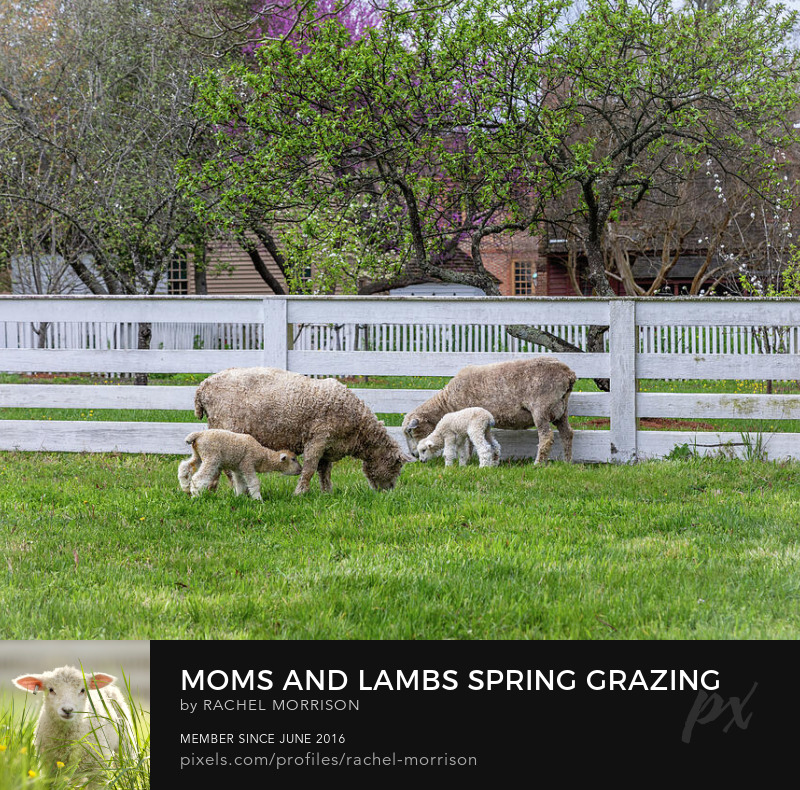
[178, 429, 301, 500]
[194, 367, 411, 494]
[402, 358, 576, 465]
[417, 407, 501, 468]
[13, 665, 131, 783]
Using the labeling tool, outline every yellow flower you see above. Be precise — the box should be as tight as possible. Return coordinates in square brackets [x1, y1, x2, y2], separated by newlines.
[19, 747, 27, 754]
[56, 761, 65, 769]
[140, 517, 145, 521]
[28, 769, 36, 777]
[0, 743, 6, 751]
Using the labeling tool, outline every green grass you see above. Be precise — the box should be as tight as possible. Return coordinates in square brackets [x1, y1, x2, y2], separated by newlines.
[2, 450, 799, 640]
[0, 683, 149, 790]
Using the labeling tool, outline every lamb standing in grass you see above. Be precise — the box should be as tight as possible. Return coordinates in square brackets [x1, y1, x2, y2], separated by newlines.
[417, 407, 501, 467]
[402, 358, 576, 464]
[13, 665, 131, 783]
[194, 367, 410, 494]
[178, 429, 301, 499]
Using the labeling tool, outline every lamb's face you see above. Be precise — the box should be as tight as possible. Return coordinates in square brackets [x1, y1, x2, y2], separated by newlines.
[417, 438, 440, 462]
[275, 451, 302, 476]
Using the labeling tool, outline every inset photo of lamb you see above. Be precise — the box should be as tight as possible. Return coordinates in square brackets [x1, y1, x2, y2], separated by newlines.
[1, 640, 150, 789]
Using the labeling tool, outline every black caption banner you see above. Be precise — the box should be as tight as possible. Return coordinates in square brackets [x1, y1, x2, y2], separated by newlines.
[152, 640, 794, 783]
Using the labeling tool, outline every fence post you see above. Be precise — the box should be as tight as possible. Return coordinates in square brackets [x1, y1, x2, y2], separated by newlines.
[608, 299, 637, 463]
[262, 297, 288, 370]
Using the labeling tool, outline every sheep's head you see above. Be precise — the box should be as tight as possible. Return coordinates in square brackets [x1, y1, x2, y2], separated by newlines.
[362, 447, 414, 491]
[13, 666, 116, 722]
[401, 413, 435, 458]
[269, 450, 302, 476]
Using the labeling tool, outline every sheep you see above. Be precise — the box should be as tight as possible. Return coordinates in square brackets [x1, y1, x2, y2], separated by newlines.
[193, 367, 411, 494]
[13, 665, 131, 784]
[178, 429, 301, 500]
[402, 358, 576, 465]
[417, 407, 501, 467]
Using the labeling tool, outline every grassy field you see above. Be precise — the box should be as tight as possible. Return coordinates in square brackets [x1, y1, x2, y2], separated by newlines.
[2, 449, 799, 640]
[0, 687, 149, 790]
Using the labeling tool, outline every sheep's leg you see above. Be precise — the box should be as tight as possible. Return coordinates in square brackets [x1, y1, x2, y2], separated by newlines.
[317, 457, 333, 493]
[532, 409, 555, 465]
[295, 440, 326, 494]
[190, 459, 221, 496]
[443, 437, 458, 467]
[488, 429, 502, 465]
[239, 467, 263, 500]
[177, 458, 196, 494]
[554, 412, 574, 463]
[457, 437, 472, 466]
[467, 423, 495, 467]
[229, 470, 250, 497]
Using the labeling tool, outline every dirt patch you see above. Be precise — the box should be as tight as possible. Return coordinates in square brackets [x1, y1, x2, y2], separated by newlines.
[585, 417, 717, 431]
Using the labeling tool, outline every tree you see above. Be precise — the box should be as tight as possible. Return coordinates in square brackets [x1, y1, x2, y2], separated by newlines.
[541, 0, 800, 306]
[0, 0, 211, 302]
[182, 0, 568, 297]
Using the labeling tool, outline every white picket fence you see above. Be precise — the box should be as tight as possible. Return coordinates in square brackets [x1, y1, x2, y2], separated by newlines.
[4, 314, 796, 356]
[2, 294, 800, 461]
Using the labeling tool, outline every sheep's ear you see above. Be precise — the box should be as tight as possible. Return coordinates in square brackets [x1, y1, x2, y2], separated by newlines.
[405, 418, 419, 434]
[280, 453, 288, 462]
[13, 675, 44, 693]
[87, 673, 116, 690]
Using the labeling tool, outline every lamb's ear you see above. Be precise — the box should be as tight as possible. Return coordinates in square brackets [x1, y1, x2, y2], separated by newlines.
[87, 673, 117, 690]
[13, 675, 44, 693]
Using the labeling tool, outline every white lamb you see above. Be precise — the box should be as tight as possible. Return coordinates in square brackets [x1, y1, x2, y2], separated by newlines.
[13, 665, 131, 783]
[416, 407, 501, 467]
[178, 429, 301, 500]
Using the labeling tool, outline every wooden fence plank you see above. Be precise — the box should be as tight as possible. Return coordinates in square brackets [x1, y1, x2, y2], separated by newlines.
[638, 354, 800, 380]
[288, 350, 607, 377]
[637, 393, 800, 420]
[0, 295, 264, 323]
[608, 300, 637, 462]
[286, 296, 611, 326]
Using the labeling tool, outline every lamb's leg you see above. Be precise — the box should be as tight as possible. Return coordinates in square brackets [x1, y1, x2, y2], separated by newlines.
[467, 423, 495, 467]
[190, 459, 221, 496]
[488, 429, 502, 465]
[554, 412, 574, 463]
[239, 466, 263, 500]
[532, 409, 555, 465]
[317, 457, 333, 493]
[457, 436, 472, 466]
[229, 470, 250, 497]
[177, 457, 196, 494]
[443, 437, 458, 467]
[295, 440, 326, 495]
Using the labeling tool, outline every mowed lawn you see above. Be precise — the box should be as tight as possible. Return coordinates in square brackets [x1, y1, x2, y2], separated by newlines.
[1, 450, 799, 640]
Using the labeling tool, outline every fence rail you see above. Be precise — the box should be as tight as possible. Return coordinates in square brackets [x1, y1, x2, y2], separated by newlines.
[2, 294, 800, 462]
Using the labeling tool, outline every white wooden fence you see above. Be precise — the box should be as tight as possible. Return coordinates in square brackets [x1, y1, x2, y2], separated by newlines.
[2, 294, 800, 462]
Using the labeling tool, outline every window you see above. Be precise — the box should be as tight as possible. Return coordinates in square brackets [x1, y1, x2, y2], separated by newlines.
[513, 261, 535, 295]
[168, 250, 189, 295]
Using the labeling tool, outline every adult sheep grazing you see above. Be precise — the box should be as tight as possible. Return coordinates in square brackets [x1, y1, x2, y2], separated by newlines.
[13, 665, 131, 783]
[402, 358, 576, 465]
[194, 367, 410, 494]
